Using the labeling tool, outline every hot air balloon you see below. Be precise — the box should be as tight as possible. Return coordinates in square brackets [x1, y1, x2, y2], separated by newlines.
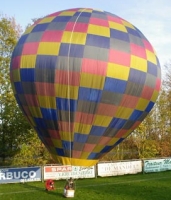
[10, 8, 161, 166]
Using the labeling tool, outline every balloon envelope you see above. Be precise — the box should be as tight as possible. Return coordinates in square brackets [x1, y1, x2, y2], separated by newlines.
[10, 8, 161, 166]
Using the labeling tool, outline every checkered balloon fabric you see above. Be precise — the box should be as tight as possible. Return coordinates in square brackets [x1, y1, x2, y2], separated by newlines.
[10, 8, 161, 166]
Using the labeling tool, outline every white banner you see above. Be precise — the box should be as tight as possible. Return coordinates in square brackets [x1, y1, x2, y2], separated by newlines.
[43, 165, 95, 180]
[143, 158, 171, 173]
[97, 160, 142, 177]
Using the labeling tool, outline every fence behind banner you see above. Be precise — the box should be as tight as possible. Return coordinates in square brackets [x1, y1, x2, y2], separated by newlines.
[1, 158, 171, 184]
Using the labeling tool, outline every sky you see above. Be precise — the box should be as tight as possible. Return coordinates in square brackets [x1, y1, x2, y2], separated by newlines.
[1, 0, 171, 72]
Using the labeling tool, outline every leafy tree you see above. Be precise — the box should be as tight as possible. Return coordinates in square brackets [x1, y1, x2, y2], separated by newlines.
[11, 130, 53, 167]
[0, 15, 33, 164]
[131, 117, 160, 159]
[121, 135, 139, 160]
[155, 62, 171, 157]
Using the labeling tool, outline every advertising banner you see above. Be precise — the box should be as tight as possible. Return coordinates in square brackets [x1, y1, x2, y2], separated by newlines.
[0, 166, 42, 184]
[143, 158, 171, 173]
[97, 160, 142, 177]
[44, 165, 95, 180]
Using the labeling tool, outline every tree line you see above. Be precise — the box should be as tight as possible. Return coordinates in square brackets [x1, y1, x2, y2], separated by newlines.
[0, 15, 170, 167]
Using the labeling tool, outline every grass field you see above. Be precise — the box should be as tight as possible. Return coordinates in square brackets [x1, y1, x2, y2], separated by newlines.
[1, 171, 171, 200]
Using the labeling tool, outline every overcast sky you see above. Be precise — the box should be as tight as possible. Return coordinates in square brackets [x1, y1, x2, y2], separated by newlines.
[1, 0, 171, 72]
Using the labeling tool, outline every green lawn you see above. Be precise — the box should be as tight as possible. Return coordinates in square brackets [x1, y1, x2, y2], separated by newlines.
[1, 171, 171, 200]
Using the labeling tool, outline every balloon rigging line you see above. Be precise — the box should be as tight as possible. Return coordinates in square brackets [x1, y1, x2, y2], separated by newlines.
[67, 8, 87, 166]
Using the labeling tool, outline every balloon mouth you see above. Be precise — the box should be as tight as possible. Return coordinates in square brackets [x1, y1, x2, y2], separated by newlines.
[51, 154, 98, 167]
